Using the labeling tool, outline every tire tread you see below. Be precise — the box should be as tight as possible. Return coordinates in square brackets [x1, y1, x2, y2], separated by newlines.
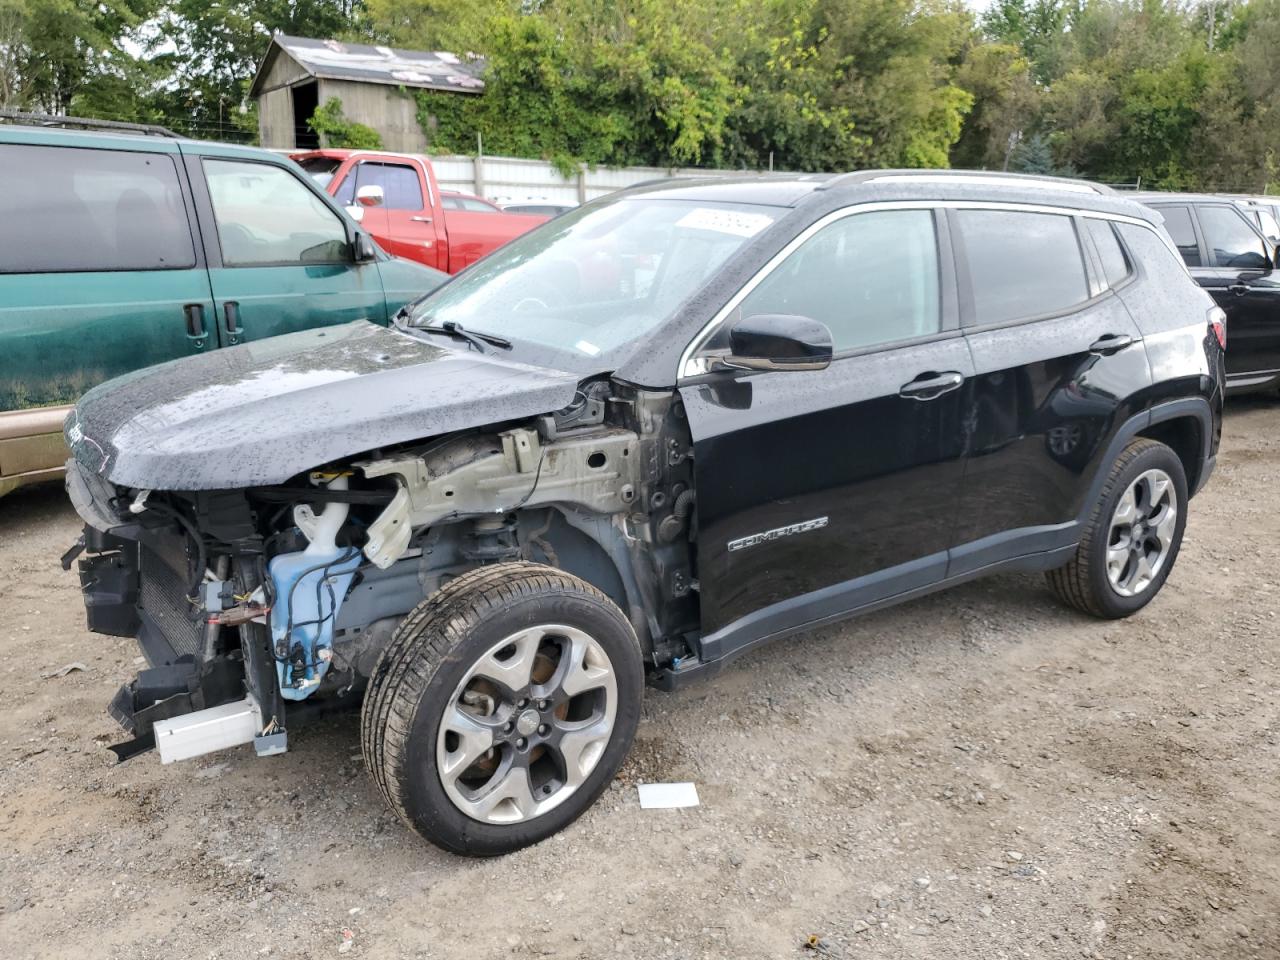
[1046, 437, 1175, 618]
[360, 561, 638, 854]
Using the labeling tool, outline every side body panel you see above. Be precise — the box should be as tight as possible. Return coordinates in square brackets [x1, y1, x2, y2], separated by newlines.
[682, 336, 975, 645]
[950, 295, 1150, 573]
[438, 208, 549, 273]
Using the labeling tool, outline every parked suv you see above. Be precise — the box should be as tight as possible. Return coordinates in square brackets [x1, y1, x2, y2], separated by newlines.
[0, 114, 446, 498]
[65, 171, 1223, 855]
[1136, 192, 1280, 393]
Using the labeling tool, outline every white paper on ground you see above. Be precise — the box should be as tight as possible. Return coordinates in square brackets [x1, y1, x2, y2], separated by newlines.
[637, 781, 700, 809]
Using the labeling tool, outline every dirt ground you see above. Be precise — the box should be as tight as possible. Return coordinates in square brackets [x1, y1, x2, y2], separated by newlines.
[2, 400, 1278, 960]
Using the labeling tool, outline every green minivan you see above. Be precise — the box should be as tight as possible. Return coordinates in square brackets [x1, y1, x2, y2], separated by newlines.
[0, 115, 447, 497]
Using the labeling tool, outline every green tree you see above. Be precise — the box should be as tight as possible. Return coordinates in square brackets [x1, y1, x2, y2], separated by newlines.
[952, 41, 1039, 169]
[150, 0, 359, 139]
[416, 0, 736, 169]
[0, 0, 156, 114]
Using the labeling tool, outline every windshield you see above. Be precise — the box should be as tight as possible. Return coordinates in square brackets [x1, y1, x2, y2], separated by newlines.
[408, 197, 780, 368]
[297, 157, 341, 189]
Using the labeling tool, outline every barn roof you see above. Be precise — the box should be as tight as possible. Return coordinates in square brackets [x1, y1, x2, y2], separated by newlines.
[250, 34, 485, 97]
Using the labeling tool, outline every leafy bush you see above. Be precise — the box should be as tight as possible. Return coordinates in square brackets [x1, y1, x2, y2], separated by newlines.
[308, 98, 384, 150]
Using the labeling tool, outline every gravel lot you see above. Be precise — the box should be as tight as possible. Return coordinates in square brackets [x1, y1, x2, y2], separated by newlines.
[2, 399, 1278, 960]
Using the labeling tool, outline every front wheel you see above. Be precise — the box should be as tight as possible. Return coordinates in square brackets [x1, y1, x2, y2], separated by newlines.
[361, 562, 643, 856]
[1047, 438, 1188, 619]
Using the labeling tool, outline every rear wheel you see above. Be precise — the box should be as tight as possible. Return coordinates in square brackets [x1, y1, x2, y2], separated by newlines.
[1047, 438, 1187, 619]
[361, 562, 643, 855]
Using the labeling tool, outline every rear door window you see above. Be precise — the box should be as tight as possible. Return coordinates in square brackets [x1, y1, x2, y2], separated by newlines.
[203, 159, 349, 266]
[1197, 205, 1270, 269]
[955, 209, 1090, 326]
[0, 143, 195, 273]
[1158, 206, 1202, 267]
[738, 209, 941, 352]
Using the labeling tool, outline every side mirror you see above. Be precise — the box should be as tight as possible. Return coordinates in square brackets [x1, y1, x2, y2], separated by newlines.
[353, 233, 378, 263]
[356, 184, 385, 208]
[720, 314, 833, 373]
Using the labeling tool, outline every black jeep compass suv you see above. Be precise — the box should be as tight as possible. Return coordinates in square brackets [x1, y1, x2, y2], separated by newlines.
[64, 170, 1225, 855]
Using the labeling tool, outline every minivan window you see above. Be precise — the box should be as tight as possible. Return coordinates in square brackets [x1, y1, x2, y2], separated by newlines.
[204, 160, 349, 266]
[956, 210, 1089, 326]
[1159, 206, 1202, 267]
[0, 143, 195, 274]
[737, 210, 941, 352]
[1197, 205, 1270, 270]
[1085, 218, 1131, 288]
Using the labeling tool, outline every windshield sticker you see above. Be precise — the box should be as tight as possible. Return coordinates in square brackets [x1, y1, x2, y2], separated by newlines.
[575, 340, 602, 356]
[676, 208, 773, 238]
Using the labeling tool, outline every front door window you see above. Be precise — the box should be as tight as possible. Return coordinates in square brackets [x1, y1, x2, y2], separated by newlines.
[204, 160, 348, 266]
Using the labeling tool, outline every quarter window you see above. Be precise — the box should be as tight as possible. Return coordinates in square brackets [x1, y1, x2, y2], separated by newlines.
[1253, 207, 1280, 242]
[736, 210, 941, 352]
[1085, 218, 1131, 289]
[0, 143, 195, 274]
[1197, 205, 1270, 269]
[956, 210, 1089, 326]
[204, 160, 349, 266]
[1159, 206, 1202, 267]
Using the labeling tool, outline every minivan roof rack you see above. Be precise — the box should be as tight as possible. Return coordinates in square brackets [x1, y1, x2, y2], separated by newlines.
[0, 110, 179, 138]
[818, 169, 1115, 196]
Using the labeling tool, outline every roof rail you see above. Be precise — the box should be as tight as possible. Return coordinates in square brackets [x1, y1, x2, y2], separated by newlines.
[0, 110, 179, 138]
[818, 169, 1115, 196]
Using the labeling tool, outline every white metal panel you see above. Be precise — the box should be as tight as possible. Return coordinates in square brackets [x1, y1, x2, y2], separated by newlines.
[425, 153, 759, 205]
[154, 697, 262, 763]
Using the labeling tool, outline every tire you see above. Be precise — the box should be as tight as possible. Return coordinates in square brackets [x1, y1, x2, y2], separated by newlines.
[1046, 438, 1188, 619]
[361, 561, 643, 856]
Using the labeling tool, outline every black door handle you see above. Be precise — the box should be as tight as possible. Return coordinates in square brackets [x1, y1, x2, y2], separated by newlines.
[1088, 333, 1133, 356]
[223, 301, 243, 338]
[899, 371, 964, 400]
[183, 303, 207, 345]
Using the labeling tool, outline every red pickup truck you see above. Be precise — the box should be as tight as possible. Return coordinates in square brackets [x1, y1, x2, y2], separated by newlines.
[291, 149, 547, 274]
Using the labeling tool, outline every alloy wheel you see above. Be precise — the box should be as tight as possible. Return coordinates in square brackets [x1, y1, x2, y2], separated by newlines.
[1106, 467, 1178, 597]
[436, 624, 618, 824]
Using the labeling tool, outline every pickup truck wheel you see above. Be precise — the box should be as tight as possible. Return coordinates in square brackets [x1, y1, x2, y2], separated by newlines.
[361, 562, 643, 856]
[1047, 438, 1187, 619]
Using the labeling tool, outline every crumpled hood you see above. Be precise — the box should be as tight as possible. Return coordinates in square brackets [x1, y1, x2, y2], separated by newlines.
[67, 322, 581, 490]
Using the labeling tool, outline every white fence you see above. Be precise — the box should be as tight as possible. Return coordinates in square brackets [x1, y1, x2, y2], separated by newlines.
[429, 154, 750, 206]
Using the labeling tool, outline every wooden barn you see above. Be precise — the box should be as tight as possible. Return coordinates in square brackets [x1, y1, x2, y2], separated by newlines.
[249, 35, 484, 152]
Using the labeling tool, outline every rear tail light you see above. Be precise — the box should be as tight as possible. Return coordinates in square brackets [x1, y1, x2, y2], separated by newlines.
[1209, 306, 1227, 349]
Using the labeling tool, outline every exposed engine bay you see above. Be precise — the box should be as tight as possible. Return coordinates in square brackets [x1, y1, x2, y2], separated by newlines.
[66, 380, 700, 762]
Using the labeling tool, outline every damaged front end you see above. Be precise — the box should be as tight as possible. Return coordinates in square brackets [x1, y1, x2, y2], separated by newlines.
[66, 379, 700, 766]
